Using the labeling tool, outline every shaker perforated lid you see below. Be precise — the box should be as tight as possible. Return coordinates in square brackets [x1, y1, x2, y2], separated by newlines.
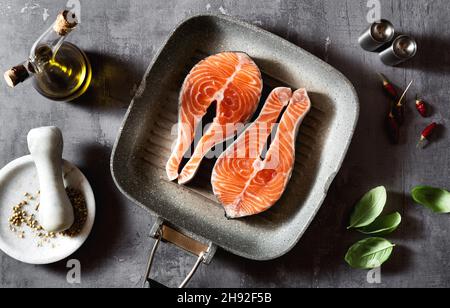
[358, 19, 395, 52]
[53, 10, 78, 36]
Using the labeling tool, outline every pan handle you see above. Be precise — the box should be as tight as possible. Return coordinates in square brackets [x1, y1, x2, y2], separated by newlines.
[142, 218, 216, 288]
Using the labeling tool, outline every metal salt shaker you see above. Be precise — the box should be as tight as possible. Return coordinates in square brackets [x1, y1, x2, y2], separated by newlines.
[379, 35, 418, 66]
[358, 19, 395, 52]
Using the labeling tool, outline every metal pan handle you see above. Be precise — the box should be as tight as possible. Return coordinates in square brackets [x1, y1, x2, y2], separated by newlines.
[142, 218, 216, 288]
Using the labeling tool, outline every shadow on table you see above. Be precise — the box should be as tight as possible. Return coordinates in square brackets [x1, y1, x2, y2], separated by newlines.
[45, 143, 127, 274]
[206, 189, 417, 287]
[42, 52, 149, 277]
[401, 35, 450, 74]
[388, 191, 425, 241]
[70, 51, 144, 109]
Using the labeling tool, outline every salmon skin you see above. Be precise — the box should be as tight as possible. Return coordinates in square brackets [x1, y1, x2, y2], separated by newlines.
[211, 88, 312, 218]
[166, 52, 263, 184]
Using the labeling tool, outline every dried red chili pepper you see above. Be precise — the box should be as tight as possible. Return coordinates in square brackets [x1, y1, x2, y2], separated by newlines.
[378, 73, 400, 100]
[415, 95, 428, 117]
[392, 80, 414, 126]
[386, 111, 400, 144]
[392, 102, 405, 125]
[417, 122, 438, 148]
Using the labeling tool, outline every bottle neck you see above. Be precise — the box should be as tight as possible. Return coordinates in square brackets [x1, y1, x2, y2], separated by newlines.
[30, 10, 78, 64]
[30, 27, 67, 62]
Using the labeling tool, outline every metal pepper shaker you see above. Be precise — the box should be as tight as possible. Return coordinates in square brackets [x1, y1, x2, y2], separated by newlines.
[358, 19, 395, 52]
[379, 35, 418, 66]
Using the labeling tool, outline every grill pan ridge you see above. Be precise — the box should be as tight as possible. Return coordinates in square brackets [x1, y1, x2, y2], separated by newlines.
[111, 14, 359, 261]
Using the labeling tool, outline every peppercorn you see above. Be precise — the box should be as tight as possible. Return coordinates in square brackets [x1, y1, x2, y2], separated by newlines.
[7, 188, 87, 244]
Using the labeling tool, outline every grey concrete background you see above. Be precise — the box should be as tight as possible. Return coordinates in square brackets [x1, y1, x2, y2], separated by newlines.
[0, 0, 448, 288]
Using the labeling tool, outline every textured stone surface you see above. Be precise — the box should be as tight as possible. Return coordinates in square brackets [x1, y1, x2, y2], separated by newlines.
[0, 0, 449, 288]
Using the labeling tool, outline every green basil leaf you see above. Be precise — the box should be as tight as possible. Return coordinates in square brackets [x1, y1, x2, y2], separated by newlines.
[357, 212, 402, 236]
[345, 238, 395, 269]
[348, 186, 387, 229]
[412, 186, 450, 214]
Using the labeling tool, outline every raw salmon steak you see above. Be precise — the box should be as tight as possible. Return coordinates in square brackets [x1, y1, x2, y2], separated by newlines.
[166, 52, 263, 184]
[211, 88, 312, 218]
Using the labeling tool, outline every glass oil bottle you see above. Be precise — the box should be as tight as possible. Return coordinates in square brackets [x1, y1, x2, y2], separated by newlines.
[4, 10, 91, 101]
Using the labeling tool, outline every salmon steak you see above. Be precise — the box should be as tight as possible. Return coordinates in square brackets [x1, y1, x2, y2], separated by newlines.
[211, 88, 312, 218]
[166, 52, 263, 184]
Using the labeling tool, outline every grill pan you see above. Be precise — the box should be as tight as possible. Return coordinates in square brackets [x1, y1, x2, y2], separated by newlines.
[111, 14, 359, 287]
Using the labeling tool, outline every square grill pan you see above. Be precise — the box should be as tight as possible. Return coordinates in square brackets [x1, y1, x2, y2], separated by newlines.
[111, 14, 359, 261]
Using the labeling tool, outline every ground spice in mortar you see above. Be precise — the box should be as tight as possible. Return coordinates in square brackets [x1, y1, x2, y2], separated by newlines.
[8, 187, 87, 245]
[60, 188, 88, 237]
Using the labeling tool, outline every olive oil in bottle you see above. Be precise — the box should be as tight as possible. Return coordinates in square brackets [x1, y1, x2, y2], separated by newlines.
[32, 42, 91, 101]
[4, 10, 91, 101]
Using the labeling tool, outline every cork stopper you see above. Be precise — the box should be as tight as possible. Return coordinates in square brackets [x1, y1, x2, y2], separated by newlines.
[53, 10, 78, 36]
[4, 65, 30, 88]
